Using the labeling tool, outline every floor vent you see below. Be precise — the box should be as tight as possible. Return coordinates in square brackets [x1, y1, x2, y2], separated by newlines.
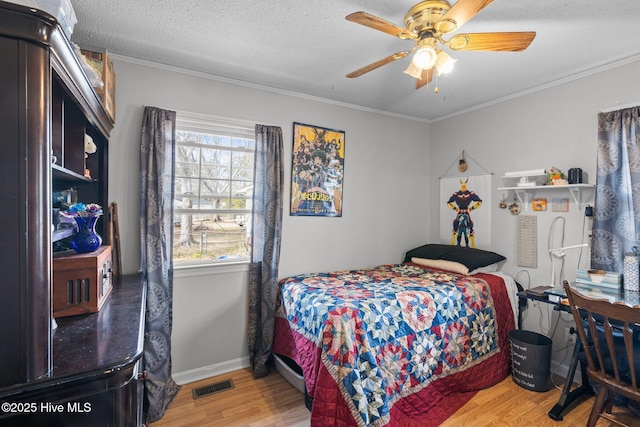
[192, 379, 234, 400]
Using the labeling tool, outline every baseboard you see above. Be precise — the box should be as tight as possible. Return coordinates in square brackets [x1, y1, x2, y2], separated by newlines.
[173, 356, 580, 389]
[173, 356, 251, 385]
[551, 360, 583, 385]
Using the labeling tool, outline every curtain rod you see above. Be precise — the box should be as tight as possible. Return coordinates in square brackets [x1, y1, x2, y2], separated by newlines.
[600, 102, 640, 113]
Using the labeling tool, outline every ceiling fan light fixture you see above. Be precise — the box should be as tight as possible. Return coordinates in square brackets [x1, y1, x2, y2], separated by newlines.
[403, 61, 423, 79]
[435, 50, 456, 74]
[412, 45, 438, 69]
[345, 1, 536, 89]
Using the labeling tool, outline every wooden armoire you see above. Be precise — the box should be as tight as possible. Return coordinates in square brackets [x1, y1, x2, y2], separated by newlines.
[0, 3, 146, 425]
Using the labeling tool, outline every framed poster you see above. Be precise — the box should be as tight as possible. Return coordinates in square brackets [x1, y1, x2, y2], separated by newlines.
[290, 122, 345, 216]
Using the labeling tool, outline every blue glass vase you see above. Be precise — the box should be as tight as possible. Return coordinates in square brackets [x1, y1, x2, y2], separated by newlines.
[71, 215, 102, 253]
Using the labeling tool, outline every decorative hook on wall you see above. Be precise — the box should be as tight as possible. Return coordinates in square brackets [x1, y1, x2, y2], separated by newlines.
[458, 150, 467, 172]
[439, 150, 492, 179]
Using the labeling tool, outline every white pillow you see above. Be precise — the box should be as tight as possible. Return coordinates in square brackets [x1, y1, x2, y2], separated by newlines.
[411, 257, 499, 276]
[468, 263, 499, 275]
[411, 257, 469, 275]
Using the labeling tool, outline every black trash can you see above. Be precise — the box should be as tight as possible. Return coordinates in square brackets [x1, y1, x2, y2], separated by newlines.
[508, 329, 552, 392]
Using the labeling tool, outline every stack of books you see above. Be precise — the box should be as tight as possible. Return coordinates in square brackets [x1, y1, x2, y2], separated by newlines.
[575, 269, 622, 293]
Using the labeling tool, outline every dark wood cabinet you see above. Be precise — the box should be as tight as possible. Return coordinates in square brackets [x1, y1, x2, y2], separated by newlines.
[0, 3, 144, 425]
[0, 275, 146, 426]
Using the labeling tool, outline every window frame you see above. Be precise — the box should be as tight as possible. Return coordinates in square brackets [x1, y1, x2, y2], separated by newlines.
[173, 111, 256, 267]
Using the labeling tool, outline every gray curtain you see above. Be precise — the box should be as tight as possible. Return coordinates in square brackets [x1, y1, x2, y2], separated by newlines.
[140, 106, 180, 422]
[248, 124, 284, 378]
[592, 106, 640, 271]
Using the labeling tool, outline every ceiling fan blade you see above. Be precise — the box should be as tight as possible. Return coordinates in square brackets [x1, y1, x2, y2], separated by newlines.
[346, 51, 411, 78]
[436, 0, 494, 33]
[416, 67, 435, 89]
[448, 32, 536, 51]
[346, 12, 416, 40]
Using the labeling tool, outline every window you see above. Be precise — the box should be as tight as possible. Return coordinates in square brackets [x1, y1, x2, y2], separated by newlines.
[174, 112, 255, 265]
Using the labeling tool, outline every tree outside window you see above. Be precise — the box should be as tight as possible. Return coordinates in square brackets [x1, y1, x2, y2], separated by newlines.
[173, 127, 255, 264]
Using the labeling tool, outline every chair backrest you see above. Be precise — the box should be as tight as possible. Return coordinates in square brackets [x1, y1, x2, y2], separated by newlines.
[563, 281, 640, 402]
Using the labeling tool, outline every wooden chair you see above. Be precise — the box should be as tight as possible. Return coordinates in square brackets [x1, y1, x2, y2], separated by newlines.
[563, 281, 640, 426]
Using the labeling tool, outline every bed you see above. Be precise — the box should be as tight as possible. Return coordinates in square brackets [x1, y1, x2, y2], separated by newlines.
[272, 244, 519, 426]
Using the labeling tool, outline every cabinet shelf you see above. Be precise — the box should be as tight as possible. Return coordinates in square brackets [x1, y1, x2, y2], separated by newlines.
[52, 163, 93, 183]
[497, 183, 594, 212]
[52, 227, 75, 243]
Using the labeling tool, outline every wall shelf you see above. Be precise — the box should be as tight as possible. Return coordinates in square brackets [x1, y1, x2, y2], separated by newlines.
[498, 181, 594, 212]
[498, 174, 595, 212]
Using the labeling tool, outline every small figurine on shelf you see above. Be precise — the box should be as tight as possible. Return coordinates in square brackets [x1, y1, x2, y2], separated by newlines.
[84, 134, 97, 178]
[548, 166, 568, 185]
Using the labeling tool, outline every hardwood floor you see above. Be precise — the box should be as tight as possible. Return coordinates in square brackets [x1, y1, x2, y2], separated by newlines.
[151, 369, 639, 426]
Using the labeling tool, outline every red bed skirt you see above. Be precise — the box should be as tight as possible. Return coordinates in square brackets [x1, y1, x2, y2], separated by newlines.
[273, 271, 515, 426]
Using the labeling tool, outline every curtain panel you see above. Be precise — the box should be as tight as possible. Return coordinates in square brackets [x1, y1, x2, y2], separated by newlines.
[592, 106, 640, 272]
[248, 124, 284, 378]
[140, 106, 180, 422]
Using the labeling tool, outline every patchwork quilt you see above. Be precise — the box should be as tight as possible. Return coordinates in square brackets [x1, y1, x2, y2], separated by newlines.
[273, 263, 515, 426]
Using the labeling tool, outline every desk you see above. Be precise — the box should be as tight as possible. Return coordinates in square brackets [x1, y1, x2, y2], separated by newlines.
[518, 287, 592, 421]
[519, 284, 637, 420]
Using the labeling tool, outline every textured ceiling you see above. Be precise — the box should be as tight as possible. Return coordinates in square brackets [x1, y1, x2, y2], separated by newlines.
[69, 0, 640, 121]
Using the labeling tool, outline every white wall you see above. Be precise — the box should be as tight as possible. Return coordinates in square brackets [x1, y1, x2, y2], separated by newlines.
[429, 57, 640, 372]
[107, 58, 431, 381]
[109, 53, 640, 382]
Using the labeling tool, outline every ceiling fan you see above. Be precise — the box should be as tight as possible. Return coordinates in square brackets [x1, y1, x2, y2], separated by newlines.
[345, 0, 536, 89]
